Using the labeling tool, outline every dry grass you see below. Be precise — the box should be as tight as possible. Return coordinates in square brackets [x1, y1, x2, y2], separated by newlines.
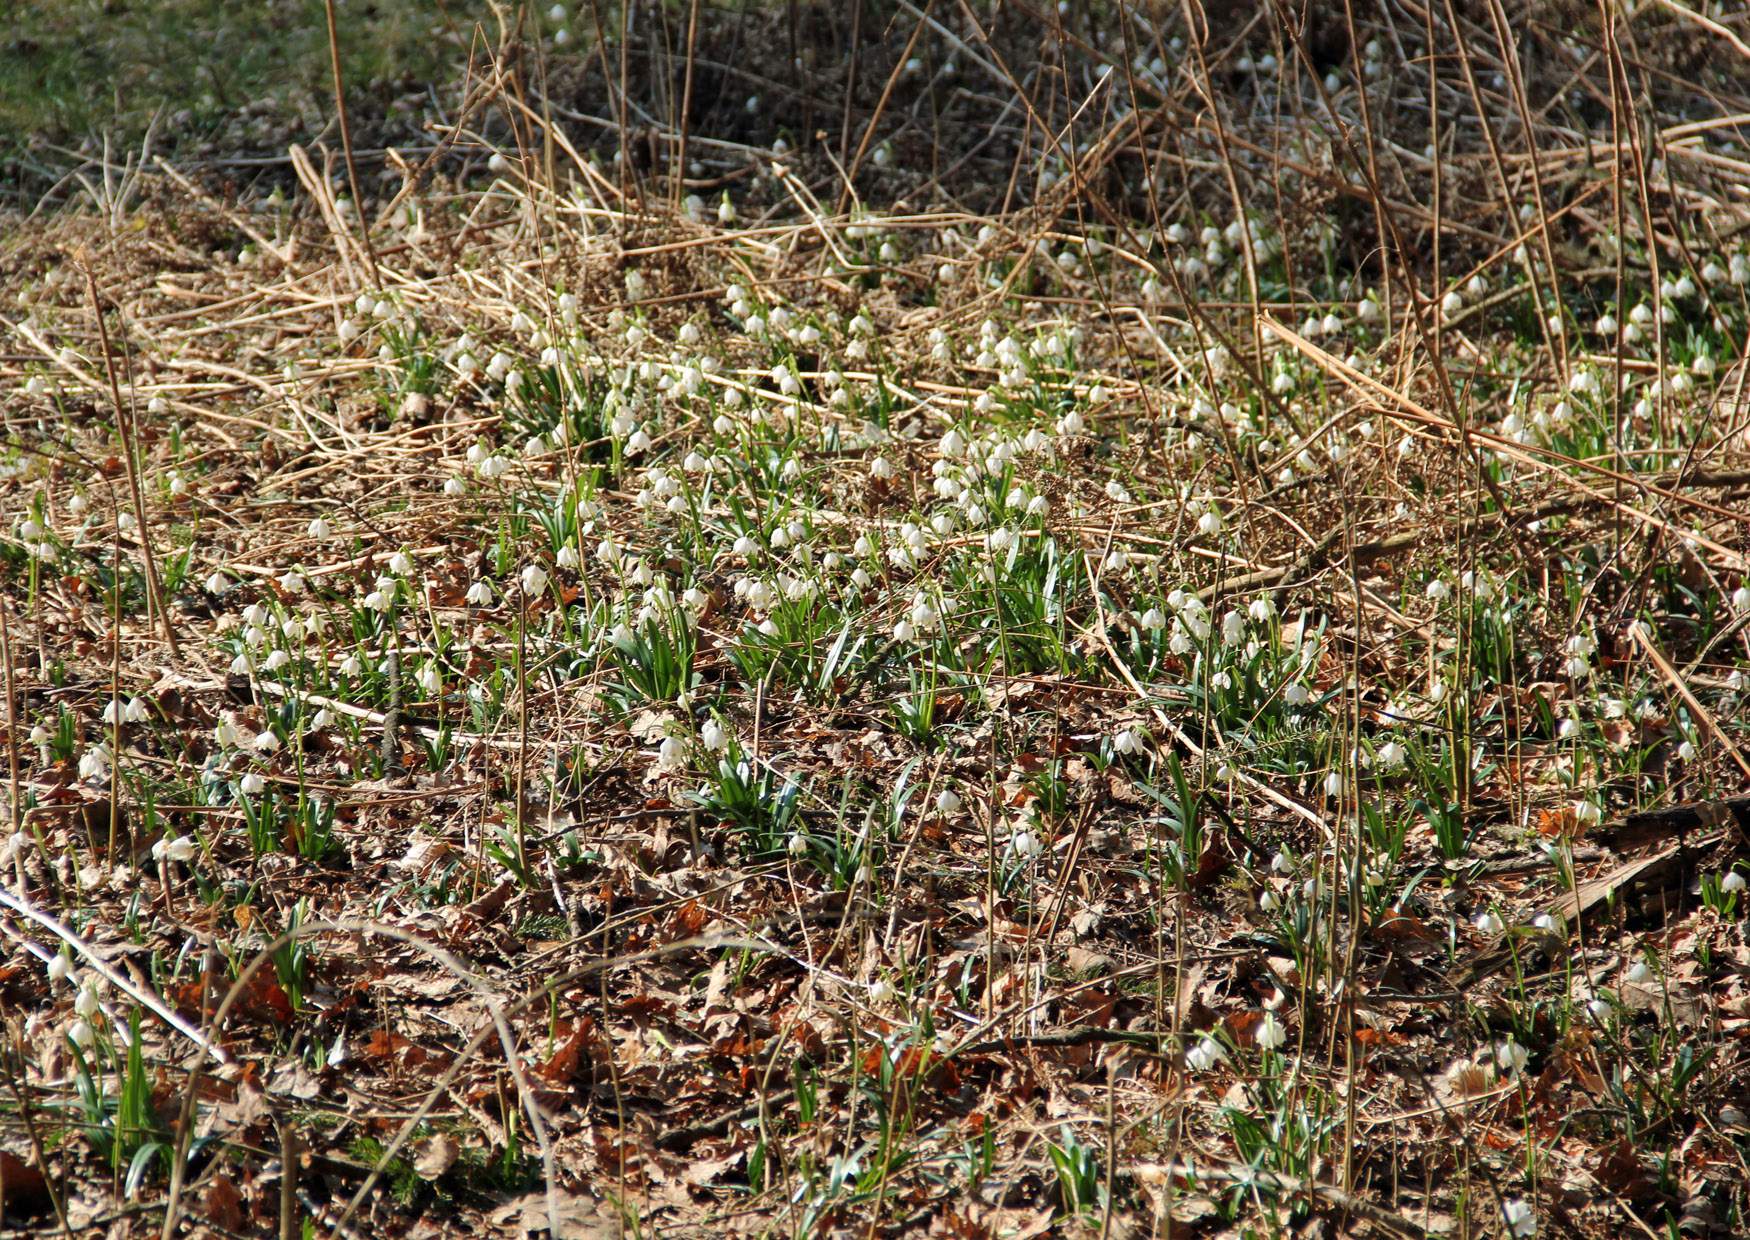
[2, 3, 1750, 1238]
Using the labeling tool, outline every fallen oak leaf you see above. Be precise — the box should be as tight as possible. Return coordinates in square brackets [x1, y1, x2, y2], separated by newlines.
[203, 1173, 246, 1231]
[536, 1019, 607, 1085]
[413, 1133, 459, 1182]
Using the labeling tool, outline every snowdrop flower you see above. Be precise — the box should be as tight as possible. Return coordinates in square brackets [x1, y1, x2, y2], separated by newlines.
[1474, 909, 1504, 935]
[1254, 1012, 1286, 1051]
[46, 955, 70, 986]
[1722, 870, 1747, 893]
[1376, 740, 1406, 769]
[1186, 1034, 1227, 1072]
[1624, 960, 1652, 984]
[73, 981, 102, 1020]
[1425, 578, 1451, 603]
[867, 978, 895, 1005]
[68, 1019, 95, 1049]
[1112, 728, 1142, 756]
[700, 718, 728, 752]
[1501, 1199, 1535, 1238]
[152, 834, 197, 864]
[254, 729, 281, 753]
[520, 564, 549, 596]
[1196, 508, 1223, 536]
[1010, 826, 1043, 862]
[936, 788, 962, 816]
[1494, 1039, 1529, 1075]
[656, 735, 686, 772]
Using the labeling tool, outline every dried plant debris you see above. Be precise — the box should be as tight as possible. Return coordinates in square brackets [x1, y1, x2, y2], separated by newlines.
[3, 2, 1750, 1237]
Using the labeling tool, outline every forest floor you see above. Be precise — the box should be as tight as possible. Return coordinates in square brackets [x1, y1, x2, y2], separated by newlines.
[3, 2, 1750, 1237]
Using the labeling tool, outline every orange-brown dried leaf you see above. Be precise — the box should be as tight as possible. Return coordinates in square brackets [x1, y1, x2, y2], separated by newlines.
[0, 1151, 49, 1218]
[204, 1173, 247, 1231]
